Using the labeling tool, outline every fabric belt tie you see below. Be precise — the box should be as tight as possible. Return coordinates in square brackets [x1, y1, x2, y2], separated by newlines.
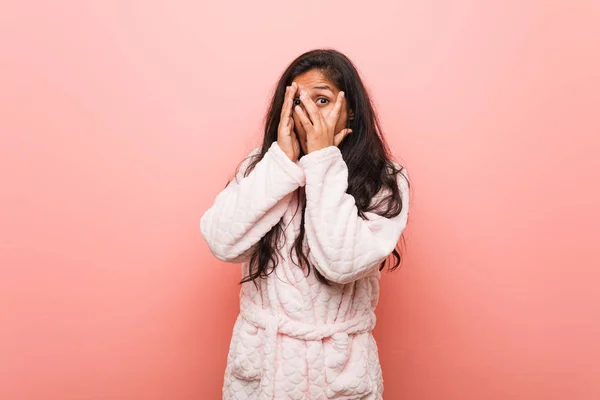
[239, 301, 376, 400]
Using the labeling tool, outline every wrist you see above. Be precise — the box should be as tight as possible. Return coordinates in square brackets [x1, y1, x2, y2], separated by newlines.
[307, 133, 335, 152]
[307, 143, 334, 154]
[285, 152, 298, 162]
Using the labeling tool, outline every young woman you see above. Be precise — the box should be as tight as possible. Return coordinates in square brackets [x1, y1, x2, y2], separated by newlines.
[200, 49, 410, 400]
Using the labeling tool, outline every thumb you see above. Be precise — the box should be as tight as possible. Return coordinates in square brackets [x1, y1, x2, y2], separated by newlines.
[334, 128, 352, 146]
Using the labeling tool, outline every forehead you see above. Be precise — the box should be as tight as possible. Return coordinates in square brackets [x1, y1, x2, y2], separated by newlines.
[292, 70, 338, 91]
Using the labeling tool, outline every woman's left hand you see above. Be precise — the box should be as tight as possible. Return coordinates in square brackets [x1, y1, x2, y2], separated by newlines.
[294, 89, 353, 154]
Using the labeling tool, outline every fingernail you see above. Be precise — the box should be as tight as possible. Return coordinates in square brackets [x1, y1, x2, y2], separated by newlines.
[295, 105, 301, 112]
[340, 91, 345, 97]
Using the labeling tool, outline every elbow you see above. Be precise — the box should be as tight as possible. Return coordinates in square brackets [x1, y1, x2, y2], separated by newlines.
[214, 251, 244, 263]
[199, 213, 233, 263]
[203, 240, 249, 264]
[200, 214, 254, 264]
[200, 219, 255, 264]
[311, 258, 365, 285]
[319, 267, 368, 285]
[213, 246, 256, 264]
[312, 253, 384, 284]
[326, 272, 356, 285]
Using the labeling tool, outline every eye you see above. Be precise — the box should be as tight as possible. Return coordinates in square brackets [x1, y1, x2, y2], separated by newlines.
[293, 98, 301, 106]
[316, 97, 330, 105]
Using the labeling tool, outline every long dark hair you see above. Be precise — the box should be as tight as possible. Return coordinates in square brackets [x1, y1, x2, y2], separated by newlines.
[235, 49, 409, 285]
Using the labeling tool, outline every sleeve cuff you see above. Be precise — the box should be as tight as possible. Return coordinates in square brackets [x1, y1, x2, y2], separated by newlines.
[268, 141, 306, 187]
[298, 145, 342, 170]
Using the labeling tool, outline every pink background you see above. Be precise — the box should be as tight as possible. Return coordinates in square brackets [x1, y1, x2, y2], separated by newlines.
[1, 1, 599, 399]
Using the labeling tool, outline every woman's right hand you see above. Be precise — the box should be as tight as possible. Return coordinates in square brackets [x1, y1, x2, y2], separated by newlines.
[277, 82, 301, 162]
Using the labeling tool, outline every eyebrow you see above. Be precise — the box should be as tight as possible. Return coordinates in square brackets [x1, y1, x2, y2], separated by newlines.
[312, 85, 334, 92]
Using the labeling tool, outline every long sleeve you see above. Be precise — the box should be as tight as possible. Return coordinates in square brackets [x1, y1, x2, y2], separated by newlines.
[298, 146, 409, 284]
[200, 141, 306, 263]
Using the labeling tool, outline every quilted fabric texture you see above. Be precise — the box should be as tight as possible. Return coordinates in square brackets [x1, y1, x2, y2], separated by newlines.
[200, 141, 409, 399]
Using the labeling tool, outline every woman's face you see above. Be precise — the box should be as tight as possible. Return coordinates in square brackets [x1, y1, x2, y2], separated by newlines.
[291, 69, 350, 155]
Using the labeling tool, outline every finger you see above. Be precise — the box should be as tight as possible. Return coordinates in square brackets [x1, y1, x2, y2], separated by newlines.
[278, 87, 290, 129]
[280, 85, 295, 125]
[298, 89, 323, 128]
[292, 110, 303, 131]
[294, 104, 314, 133]
[282, 83, 300, 125]
[289, 82, 299, 99]
[327, 91, 345, 125]
[291, 119, 301, 142]
[292, 111, 307, 144]
[333, 128, 352, 146]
